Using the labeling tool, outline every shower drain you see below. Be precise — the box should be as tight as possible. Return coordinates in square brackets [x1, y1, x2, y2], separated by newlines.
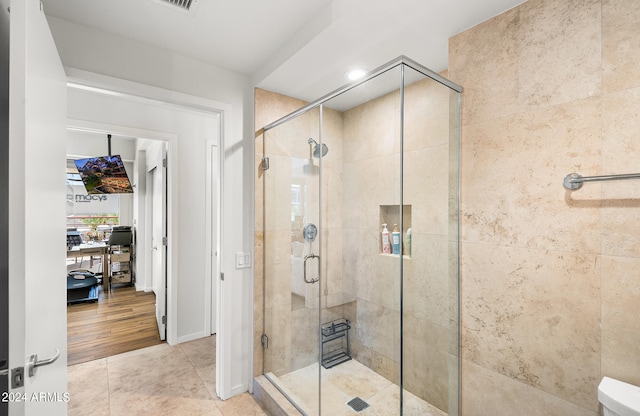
[347, 397, 370, 412]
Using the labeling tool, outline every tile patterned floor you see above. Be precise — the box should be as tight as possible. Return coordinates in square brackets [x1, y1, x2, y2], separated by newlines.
[67, 336, 267, 416]
[269, 360, 447, 416]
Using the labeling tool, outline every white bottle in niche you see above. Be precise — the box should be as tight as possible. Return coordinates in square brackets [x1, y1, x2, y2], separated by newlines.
[381, 223, 391, 254]
[392, 224, 401, 255]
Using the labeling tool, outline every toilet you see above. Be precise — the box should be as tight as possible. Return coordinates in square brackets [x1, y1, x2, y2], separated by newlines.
[599, 377, 640, 416]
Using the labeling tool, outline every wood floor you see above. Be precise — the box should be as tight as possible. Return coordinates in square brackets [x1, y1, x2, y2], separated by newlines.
[67, 285, 163, 366]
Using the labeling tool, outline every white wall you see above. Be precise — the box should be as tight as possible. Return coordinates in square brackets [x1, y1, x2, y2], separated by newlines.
[47, 15, 256, 396]
[66, 130, 136, 160]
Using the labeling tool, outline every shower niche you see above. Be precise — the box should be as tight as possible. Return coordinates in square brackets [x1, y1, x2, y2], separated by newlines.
[380, 204, 412, 257]
[257, 56, 461, 416]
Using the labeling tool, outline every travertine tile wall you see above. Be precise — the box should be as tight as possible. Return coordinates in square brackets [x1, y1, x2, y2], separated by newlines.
[449, 0, 640, 414]
[340, 79, 403, 389]
[340, 73, 456, 413]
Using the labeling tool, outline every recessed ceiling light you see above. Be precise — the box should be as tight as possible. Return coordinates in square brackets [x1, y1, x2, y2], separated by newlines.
[346, 68, 367, 81]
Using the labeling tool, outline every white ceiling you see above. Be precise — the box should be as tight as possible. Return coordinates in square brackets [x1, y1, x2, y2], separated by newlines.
[41, 0, 525, 104]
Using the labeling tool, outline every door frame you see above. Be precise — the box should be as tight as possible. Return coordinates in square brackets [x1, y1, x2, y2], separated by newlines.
[205, 139, 219, 335]
[64, 67, 228, 393]
[0, 2, 9, 415]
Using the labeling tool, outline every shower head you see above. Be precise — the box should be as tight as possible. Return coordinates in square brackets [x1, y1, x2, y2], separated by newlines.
[307, 138, 328, 158]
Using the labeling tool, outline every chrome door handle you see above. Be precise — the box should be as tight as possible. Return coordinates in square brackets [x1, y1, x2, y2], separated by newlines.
[27, 348, 60, 377]
[303, 254, 320, 284]
[0, 369, 7, 377]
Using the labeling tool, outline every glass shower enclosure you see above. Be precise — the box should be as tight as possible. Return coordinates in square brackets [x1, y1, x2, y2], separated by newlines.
[260, 56, 462, 416]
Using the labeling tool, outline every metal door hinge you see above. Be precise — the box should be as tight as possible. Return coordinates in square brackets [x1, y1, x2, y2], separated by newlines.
[261, 157, 270, 171]
[163, 158, 167, 168]
[261, 334, 269, 349]
[162, 315, 166, 325]
[162, 237, 168, 245]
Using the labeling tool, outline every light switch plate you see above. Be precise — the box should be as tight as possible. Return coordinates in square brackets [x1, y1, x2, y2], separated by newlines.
[235, 252, 251, 269]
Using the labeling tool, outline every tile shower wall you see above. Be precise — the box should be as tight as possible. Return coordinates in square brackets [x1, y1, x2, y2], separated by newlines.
[449, 0, 640, 414]
[341, 76, 455, 412]
[255, 72, 456, 413]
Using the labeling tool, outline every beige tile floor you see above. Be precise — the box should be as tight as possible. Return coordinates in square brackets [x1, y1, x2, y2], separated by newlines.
[67, 335, 267, 416]
[269, 359, 447, 416]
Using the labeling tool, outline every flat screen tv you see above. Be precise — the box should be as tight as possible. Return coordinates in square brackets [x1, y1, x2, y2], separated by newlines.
[74, 155, 134, 194]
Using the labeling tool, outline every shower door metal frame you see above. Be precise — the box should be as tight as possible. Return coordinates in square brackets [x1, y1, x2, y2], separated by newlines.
[263, 55, 462, 132]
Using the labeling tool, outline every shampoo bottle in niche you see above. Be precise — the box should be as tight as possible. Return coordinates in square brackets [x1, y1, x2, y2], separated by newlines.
[406, 227, 412, 257]
[381, 224, 391, 254]
[392, 224, 401, 255]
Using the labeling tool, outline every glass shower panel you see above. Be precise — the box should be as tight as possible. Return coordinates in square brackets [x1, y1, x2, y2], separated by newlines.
[259, 56, 461, 416]
[319, 66, 404, 415]
[401, 66, 461, 415]
[263, 107, 322, 416]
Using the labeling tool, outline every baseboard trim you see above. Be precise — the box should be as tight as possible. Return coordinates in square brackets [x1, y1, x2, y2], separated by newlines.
[177, 331, 208, 344]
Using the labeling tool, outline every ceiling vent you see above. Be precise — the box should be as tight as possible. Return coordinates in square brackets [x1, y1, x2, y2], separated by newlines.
[154, 0, 199, 15]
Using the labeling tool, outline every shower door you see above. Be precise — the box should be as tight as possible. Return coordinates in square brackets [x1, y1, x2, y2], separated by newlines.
[263, 107, 323, 415]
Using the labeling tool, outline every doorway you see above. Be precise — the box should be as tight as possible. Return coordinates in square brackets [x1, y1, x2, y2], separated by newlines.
[66, 132, 169, 364]
[64, 68, 224, 394]
[64, 78, 222, 348]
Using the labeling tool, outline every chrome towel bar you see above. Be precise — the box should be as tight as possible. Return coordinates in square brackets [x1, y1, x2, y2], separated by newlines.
[563, 172, 640, 190]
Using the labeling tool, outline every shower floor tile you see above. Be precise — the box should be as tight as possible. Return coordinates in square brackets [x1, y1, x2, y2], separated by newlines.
[270, 359, 446, 416]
